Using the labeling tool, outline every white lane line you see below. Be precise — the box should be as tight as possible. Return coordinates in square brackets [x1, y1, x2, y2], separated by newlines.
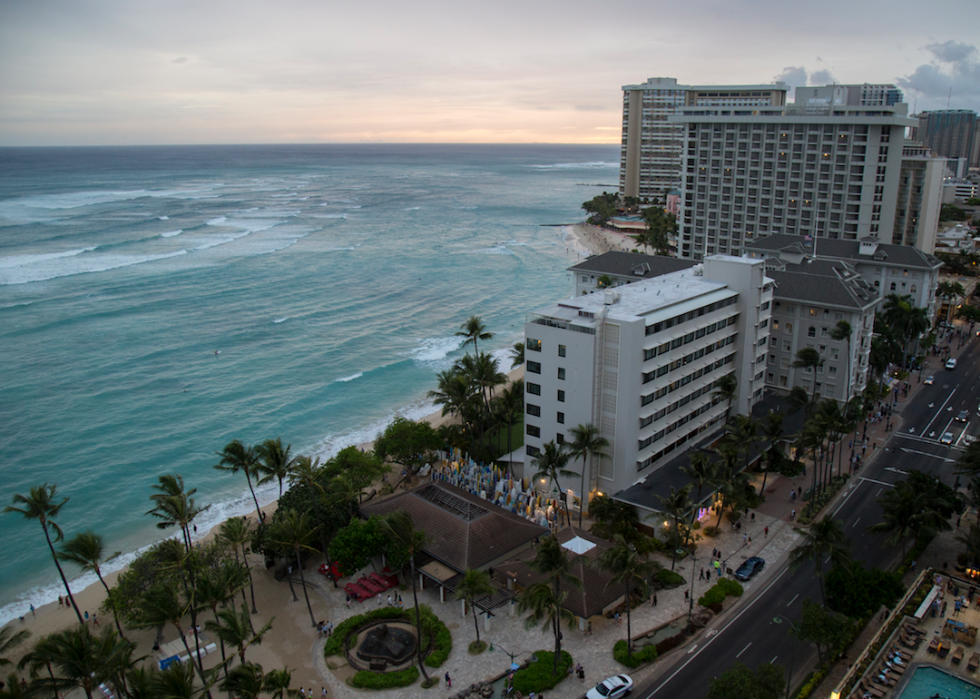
[737, 642, 752, 658]
[787, 594, 799, 607]
[877, 488, 883, 497]
[852, 517, 861, 528]
[900, 447, 957, 463]
[859, 477, 896, 487]
[923, 388, 957, 434]
[957, 426, 970, 447]
[647, 566, 791, 696]
[770, 656, 779, 664]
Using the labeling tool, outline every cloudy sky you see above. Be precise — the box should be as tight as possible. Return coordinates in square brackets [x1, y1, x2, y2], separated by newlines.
[1, 0, 978, 146]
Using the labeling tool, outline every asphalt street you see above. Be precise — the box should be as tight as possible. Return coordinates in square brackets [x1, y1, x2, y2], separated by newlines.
[638, 330, 980, 699]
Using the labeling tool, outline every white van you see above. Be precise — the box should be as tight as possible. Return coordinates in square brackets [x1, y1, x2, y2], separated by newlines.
[947, 358, 958, 370]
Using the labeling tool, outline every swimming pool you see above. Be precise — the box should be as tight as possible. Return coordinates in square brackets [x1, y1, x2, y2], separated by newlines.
[896, 665, 980, 699]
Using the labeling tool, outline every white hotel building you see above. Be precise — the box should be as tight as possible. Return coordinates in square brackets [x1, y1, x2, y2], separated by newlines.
[523, 256, 772, 505]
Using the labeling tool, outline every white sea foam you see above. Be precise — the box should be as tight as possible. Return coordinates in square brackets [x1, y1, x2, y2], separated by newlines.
[526, 161, 617, 170]
[312, 214, 347, 220]
[158, 215, 169, 220]
[404, 206, 421, 211]
[334, 372, 363, 383]
[405, 336, 462, 367]
[159, 229, 183, 238]
[0, 249, 188, 285]
[207, 216, 228, 226]
[0, 246, 98, 270]
[473, 246, 515, 256]
[273, 317, 289, 324]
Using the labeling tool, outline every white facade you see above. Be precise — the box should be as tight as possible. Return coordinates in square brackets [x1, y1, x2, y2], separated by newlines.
[895, 143, 945, 253]
[523, 256, 772, 502]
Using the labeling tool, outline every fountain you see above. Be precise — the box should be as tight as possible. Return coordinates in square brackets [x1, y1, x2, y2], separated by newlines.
[354, 623, 417, 670]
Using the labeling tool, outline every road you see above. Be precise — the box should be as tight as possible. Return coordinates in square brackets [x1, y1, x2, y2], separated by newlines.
[638, 332, 980, 699]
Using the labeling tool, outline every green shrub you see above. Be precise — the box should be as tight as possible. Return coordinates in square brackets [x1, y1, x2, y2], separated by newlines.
[511, 650, 573, 694]
[324, 604, 451, 669]
[798, 476, 849, 524]
[324, 607, 406, 656]
[698, 578, 743, 607]
[655, 633, 685, 655]
[702, 526, 721, 537]
[718, 578, 743, 597]
[613, 639, 658, 668]
[350, 666, 419, 689]
[655, 569, 685, 588]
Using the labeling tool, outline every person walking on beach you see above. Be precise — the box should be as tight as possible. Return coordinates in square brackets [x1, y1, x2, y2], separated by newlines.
[29, 604, 35, 617]
[445, 673, 451, 688]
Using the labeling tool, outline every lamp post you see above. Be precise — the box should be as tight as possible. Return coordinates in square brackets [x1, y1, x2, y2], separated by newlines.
[490, 643, 537, 669]
[772, 615, 800, 699]
[687, 553, 698, 629]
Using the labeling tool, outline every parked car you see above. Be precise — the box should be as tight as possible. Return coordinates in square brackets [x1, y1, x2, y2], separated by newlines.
[957, 410, 969, 423]
[924, 375, 935, 385]
[947, 358, 958, 370]
[941, 432, 955, 445]
[586, 674, 634, 699]
[734, 557, 766, 581]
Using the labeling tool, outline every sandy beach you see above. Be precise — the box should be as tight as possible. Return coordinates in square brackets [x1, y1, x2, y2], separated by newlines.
[563, 221, 640, 257]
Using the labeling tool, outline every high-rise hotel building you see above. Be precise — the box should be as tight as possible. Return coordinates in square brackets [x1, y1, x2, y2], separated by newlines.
[619, 78, 788, 200]
[668, 101, 916, 260]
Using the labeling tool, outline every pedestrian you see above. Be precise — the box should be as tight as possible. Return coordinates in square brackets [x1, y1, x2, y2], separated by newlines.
[791, 508, 795, 520]
[327, 620, 333, 636]
[321, 688, 327, 699]
[29, 604, 35, 617]
[751, 512, 755, 521]
[699, 568, 705, 580]
[685, 590, 689, 601]
[652, 594, 657, 607]
[84, 611, 89, 622]
[706, 569, 711, 581]
[92, 614, 99, 626]
[445, 673, 451, 688]
[615, 611, 621, 625]
[346, 596, 351, 609]
[797, 487, 802, 497]
[193, 524, 197, 534]
[790, 490, 796, 501]
[387, 595, 392, 606]
[764, 526, 769, 537]
[300, 687, 304, 698]
[742, 533, 747, 545]
[58, 595, 63, 607]
[378, 594, 382, 606]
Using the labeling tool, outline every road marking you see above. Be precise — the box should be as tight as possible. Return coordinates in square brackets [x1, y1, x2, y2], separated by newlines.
[859, 477, 896, 487]
[646, 566, 791, 696]
[852, 517, 861, 528]
[923, 388, 957, 435]
[770, 656, 779, 664]
[787, 594, 799, 607]
[894, 433, 966, 450]
[686, 644, 698, 655]
[900, 447, 957, 463]
[957, 426, 969, 447]
[736, 642, 752, 658]
[885, 467, 909, 475]
[877, 488, 883, 497]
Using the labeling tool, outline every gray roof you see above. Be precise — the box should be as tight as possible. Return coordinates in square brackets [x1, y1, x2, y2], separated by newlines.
[746, 234, 942, 270]
[767, 259, 880, 310]
[569, 251, 697, 280]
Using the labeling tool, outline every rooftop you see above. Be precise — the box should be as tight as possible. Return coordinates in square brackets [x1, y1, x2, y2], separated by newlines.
[767, 260, 879, 310]
[746, 234, 943, 270]
[569, 251, 697, 280]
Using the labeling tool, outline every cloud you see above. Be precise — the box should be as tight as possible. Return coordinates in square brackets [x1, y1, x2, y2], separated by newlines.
[809, 69, 837, 85]
[171, 56, 188, 64]
[774, 66, 808, 87]
[897, 41, 980, 111]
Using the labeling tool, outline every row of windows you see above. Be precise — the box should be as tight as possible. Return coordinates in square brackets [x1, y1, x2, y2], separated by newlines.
[639, 397, 721, 450]
[525, 411, 566, 439]
[525, 339, 566, 356]
[641, 351, 735, 405]
[643, 334, 737, 383]
[644, 297, 738, 336]
[526, 383, 565, 402]
[639, 378, 721, 429]
[637, 412, 725, 471]
[643, 317, 736, 360]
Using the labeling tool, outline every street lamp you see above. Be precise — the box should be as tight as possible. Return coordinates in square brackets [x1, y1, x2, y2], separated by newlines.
[490, 643, 538, 670]
[772, 615, 800, 699]
[687, 553, 698, 628]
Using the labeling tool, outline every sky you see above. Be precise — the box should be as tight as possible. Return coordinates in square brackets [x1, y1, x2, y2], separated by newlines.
[0, 0, 978, 146]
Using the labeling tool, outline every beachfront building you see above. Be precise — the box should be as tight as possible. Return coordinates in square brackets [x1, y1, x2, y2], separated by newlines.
[744, 234, 943, 319]
[895, 143, 945, 252]
[619, 77, 788, 200]
[523, 255, 772, 511]
[668, 100, 916, 260]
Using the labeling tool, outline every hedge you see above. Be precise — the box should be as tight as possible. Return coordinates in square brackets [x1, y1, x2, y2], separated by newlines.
[798, 475, 849, 525]
[613, 639, 658, 668]
[655, 633, 685, 655]
[350, 666, 419, 689]
[698, 578, 743, 607]
[655, 569, 686, 588]
[510, 650, 573, 694]
[324, 607, 406, 657]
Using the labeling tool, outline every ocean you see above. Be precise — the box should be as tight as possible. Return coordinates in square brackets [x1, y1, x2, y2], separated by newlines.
[0, 143, 619, 623]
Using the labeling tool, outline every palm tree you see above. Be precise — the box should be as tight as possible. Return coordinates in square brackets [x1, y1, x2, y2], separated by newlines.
[681, 452, 716, 507]
[564, 423, 609, 528]
[829, 320, 853, 395]
[815, 400, 845, 487]
[789, 515, 850, 604]
[458, 352, 507, 425]
[288, 456, 338, 588]
[493, 380, 524, 461]
[799, 418, 827, 512]
[882, 294, 928, 370]
[593, 535, 655, 663]
[147, 474, 209, 551]
[516, 583, 575, 677]
[510, 342, 525, 369]
[267, 509, 318, 628]
[215, 440, 263, 521]
[151, 659, 198, 699]
[654, 486, 694, 571]
[57, 531, 128, 641]
[220, 662, 264, 699]
[23, 626, 135, 699]
[262, 668, 299, 699]
[205, 604, 273, 667]
[526, 534, 581, 677]
[712, 374, 738, 423]
[218, 518, 259, 614]
[197, 561, 249, 676]
[938, 281, 967, 325]
[759, 413, 784, 496]
[454, 569, 495, 650]
[792, 348, 825, 411]
[133, 583, 209, 686]
[5, 484, 84, 624]
[869, 479, 952, 558]
[382, 511, 430, 681]
[256, 438, 295, 500]
[532, 441, 578, 527]
[0, 628, 30, 668]
[456, 315, 493, 356]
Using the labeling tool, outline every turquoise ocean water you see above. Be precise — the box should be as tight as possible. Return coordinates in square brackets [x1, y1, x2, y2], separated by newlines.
[0, 144, 619, 624]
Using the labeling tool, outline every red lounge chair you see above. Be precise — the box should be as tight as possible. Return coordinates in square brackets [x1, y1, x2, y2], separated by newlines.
[345, 583, 371, 601]
[368, 572, 394, 589]
[358, 577, 385, 595]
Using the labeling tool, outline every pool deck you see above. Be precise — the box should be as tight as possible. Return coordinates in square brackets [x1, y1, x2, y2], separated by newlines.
[849, 575, 980, 699]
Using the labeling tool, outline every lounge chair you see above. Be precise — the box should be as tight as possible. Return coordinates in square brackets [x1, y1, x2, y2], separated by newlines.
[859, 681, 885, 698]
[902, 632, 922, 649]
[357, 577, 385, 594]
[890, 645, 912, 661]
[368, 572, 394, 589]
[953, 646, 966, 665]
[967, 651, 979, 671]
[939, 644, 951, 659]
[904, 623, 926, 636]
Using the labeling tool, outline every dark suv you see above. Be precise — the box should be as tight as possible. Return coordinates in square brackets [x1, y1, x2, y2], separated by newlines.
[734, 557, 765, 581]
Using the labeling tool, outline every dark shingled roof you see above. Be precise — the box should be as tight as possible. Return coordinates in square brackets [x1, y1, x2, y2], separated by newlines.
[746, 234, 942, 270]
[569, 251, 697, 279]
[359, 482, 548, 573]
[767, 259, 880, 310]
[496, 527, 623, 620]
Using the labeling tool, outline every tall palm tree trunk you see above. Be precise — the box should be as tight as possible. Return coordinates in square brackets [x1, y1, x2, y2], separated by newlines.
[295, 550, 316, 627]
[578, 460, 588, 529]
[409, 558, 430, 681]
[43, 523, 84, 624]
[552, 577, 562, 677]
[625, 581, 633, 661]
[245, 472, 262, 521]
[471, 602, 481, 645]
[95, 572, 128, 641]
[307, 483, 337, 588]
[211, 607, 229, 678]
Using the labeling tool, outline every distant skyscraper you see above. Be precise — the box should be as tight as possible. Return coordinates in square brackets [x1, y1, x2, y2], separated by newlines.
[915, 110, 980, 167]
[795, 84, 903, 107]
[894, 143, 945, 253]
[619, 77, 788, 201]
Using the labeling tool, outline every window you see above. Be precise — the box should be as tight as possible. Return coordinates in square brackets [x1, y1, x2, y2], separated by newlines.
[526, 445, 540, 456]
[526, 360, 541, 374]
[890, 282, 896, 291]
[527, 339, 541, 352]
[527, 404, 541, 417]
[557, 412, 565, 424]
[558, 344, 566, 357]
[808, 327, 816, 337]
[556, 433, 564, 445]
[527, 383, 541, 396]
[557, 390, 565, 402]
[785, 322, 793, 333]
[526, 424, 540, 438]
[557, 367, 566, 380]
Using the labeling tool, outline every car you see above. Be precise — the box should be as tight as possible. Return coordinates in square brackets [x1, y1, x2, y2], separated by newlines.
[957, 410, 970, 423]
[947, 358, 958, 370]
[924, 375, 935, 385]
[586, 674, 634, 699]
[734, 556, 766, 581]
[941, 432, 955, 445]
